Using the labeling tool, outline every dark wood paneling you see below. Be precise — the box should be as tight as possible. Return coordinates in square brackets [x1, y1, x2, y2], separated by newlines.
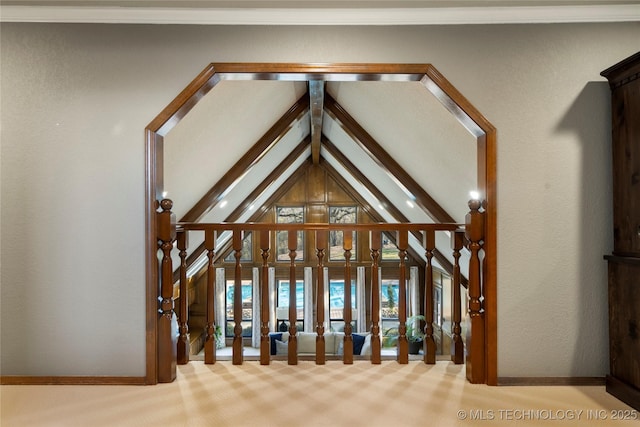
[602, 52, 640, 410]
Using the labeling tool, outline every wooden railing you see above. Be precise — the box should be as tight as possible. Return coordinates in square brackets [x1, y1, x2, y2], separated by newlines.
[157, 200, 485, 380]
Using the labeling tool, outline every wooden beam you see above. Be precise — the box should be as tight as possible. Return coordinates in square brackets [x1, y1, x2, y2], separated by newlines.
[324, 94, 455, 224]
[309, 81, 325, 164]
[180, 95, 309, 223]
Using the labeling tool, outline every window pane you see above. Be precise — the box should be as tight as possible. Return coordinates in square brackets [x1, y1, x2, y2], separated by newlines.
[224, 232, 253, 262]
[277, 280, 304, 320]
[381, 280, 399, 319]
[226, 280, 253, 337]
[329, 206, 356, 261]
[381, 233, 400, 260]
[276, 207, 304, 261]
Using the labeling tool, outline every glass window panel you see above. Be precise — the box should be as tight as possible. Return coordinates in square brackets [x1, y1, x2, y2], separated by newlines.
[381, 233, 400, 260]
[276, 207, 304, 261]
[225, 280, 253, 337]
[329, 206, 356, 261]
[381, 279, 399, 320]
[224, 232, 253, 262]
[277, 280, 304, 320]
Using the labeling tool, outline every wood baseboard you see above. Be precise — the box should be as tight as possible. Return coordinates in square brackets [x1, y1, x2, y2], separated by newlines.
[498, 377, 606, 386]
[1, 376, 147, 385]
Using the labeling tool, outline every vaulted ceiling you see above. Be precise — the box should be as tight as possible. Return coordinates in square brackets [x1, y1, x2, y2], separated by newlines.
[162, 74, 477, 273]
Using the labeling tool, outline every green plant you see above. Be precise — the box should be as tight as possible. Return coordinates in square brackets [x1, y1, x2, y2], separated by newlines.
[406, 315, 425, 343]
[214, 325, 224, 349]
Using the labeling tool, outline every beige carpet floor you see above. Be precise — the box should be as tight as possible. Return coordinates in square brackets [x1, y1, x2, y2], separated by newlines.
[2, 361, 637, 427]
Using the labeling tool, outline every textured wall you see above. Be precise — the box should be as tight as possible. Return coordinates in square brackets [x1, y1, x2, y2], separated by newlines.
[1, 23, 638, 377]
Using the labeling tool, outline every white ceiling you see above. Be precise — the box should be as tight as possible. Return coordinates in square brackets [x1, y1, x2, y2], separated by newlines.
[1, 0, 639, 24]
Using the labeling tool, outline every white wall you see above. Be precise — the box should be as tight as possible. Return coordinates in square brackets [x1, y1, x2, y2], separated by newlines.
[1, 23, 638, 377]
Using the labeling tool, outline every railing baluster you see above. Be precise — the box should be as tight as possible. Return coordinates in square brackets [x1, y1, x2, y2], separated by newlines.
[232, 229, 244, 365]
[343, 230, 354, 364]
[397, 229, 409, 364]
[451, 229, 465, 364]
[204, 229, 217, 365]
[260, 230, 271, 365]
[466, 199, 485, 383]
[315, 230, 327, 365]
[177, 229, 189, 365]
[288, 229, 298, 364]
[370, 230, 382, 364]
[157, 199, 177, 382]
[423, 229, 436, 364]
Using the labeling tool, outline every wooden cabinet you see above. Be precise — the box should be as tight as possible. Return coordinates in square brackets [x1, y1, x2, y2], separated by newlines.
[601, 51, 640, 411]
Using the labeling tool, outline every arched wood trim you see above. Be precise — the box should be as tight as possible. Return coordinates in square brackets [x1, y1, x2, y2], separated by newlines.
[145, 63, 497, 385]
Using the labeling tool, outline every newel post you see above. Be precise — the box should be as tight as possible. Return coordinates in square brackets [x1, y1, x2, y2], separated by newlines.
[465, 198, 486, 384]
[157, 199, 177, 383]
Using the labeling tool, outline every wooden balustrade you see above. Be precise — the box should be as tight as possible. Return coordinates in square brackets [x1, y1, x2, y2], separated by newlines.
[396, 230, 409, 364]
[451, 230, 465, 364]
[167, 219, 478, 370]
[232, 230, 244, 365]
[423, 229, 436, 364]
[177, 230, 189, 365]
[157, 199, 177, 383]
[370, 231, 382, 364]
[203, 229, 216, 365]
[315, 231, 327, 365]
[287, 230, 298, 365]
[260, 230, 271, 365]
[343, 231, 354, 364]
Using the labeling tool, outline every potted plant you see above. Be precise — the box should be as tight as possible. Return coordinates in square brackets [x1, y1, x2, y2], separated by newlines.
[406, 315, 425, 355]
[214, 325, 225, 349]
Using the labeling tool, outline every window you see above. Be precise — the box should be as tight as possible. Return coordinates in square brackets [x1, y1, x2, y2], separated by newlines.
[224, 232, 253, 262]
[329, 206, 357, 261]
[381, 233, 400, 260]
[381, 279, 399, 347]
[328, 279, 356, 332]
[276, 207, 304, 261]
[276, 280, 304, 331]
[225, 280, 253, 338]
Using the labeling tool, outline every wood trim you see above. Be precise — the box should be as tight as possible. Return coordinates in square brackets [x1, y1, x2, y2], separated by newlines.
[211, 62, 432, 77]
[144, 129, 161, 385]
[324, 93, 455, 224]
[147, 64, 220, 137]
[1, 376, 147, 385]
[180, 95, 310, 222]
[498, 377, 606, 386]
[422, 65, 498, 386]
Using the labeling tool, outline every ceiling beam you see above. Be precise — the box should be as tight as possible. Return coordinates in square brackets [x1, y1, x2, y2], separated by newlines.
[324, 93, 456, 223]
[309, 80, 325, 164]
[179, 94, 309, 222]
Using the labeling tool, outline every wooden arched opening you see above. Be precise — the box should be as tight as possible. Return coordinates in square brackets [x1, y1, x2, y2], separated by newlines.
[145, 63, 497, 385]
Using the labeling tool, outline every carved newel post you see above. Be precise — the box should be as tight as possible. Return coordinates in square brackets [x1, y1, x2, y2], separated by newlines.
[465, 197, 485, 384]
[157, 199, 177, 383]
